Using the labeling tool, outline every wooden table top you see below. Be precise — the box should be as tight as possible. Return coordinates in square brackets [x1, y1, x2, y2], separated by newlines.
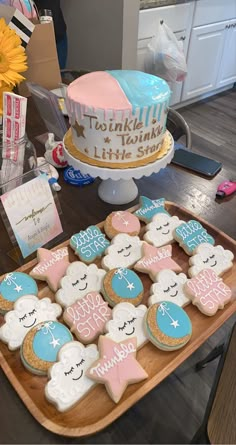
[0, 98, 235, 443]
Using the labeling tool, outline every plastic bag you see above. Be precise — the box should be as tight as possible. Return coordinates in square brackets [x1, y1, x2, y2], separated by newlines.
[145, 21, 187, 83]
[0, 0, 37, 18]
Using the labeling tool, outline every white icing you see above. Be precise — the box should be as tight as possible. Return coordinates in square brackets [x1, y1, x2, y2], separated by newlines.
[144, 214, 183, 247]
[101, 234, 143, 270]
[188, 243, 234, 277]
[149, 270, 190, 307]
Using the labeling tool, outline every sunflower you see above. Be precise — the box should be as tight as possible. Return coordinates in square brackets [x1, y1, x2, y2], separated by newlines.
[0, 82, 13, 115]
[0, 18, 28, 87]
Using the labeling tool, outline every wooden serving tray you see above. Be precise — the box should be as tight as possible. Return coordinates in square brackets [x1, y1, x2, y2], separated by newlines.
[0, 202, 236, 438]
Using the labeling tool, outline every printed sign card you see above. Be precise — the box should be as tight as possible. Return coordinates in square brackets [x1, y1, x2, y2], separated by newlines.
[1, 173, 63, 258]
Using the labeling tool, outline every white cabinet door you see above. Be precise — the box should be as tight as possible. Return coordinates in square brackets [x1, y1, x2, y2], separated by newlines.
[216, 20, 236, 88]
[182, 21, 226, 101]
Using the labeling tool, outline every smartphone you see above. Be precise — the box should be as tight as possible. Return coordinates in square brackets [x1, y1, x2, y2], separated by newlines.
[171, 146, 222, 177]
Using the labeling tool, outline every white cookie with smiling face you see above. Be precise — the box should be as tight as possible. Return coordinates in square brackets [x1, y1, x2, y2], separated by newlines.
[56, 262, 106, 307]
[45, 341, 98, 412]
[144, 214, 183, 247]
[148, 270, 190, 307]
[0, 295, 62, 351]
[188, 243, 234, 277]
[101, 234, 143, 270]
[105, 302, 148, 349]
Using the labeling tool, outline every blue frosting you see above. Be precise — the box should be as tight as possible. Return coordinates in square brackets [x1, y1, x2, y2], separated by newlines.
[156, 301, 192, 339]
[107, 70, 171, 125]
[175, 220, 215, 254]
[33, 321, 73, 362]
[134, 196, 170, 222]
[0, 272, 38, 303]
[111, 268, 143, 299]
[70, 225, 110, 262]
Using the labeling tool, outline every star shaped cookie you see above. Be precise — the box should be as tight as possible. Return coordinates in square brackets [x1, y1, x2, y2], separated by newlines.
[134, 243, 182, 281]
[134, 196, 170, 223]
[30, 247, 70, 292]
[86, 336, 148, 403]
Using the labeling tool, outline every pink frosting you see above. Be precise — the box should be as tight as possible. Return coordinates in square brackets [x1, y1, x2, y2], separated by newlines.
[111, 211, 140, 234]
[135, 244, 182, 276]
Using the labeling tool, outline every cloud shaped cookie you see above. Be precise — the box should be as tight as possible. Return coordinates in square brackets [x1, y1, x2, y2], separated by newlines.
[105, 302, 148, 349]
[0, 295, 62, 350]
[45, 341, 98, 412]
[144, 214, 183, 247]
[102, 234, 143, 270]
[188, 243, 234, 277]
[149, 270, 190, 307]
[56, 262, 106, 307]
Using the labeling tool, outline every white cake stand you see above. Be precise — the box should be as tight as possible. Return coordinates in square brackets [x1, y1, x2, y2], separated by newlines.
[63, 133, 174, 205]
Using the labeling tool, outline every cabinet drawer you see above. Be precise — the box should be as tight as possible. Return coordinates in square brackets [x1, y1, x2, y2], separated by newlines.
[193, 0, 236, 27]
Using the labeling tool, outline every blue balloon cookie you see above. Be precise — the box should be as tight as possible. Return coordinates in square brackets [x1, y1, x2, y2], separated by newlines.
[0, 272, 38, 314]
[21, 321, 73, 375]
[70, 225, 110, 263]
[102, 267, 144, 307]
[145, 301, 192, 350]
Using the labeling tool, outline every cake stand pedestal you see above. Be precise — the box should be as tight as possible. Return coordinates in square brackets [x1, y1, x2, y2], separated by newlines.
[63, 134, 174, 205]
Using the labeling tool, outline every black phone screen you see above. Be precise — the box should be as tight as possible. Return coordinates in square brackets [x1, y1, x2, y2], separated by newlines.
[171, 148, 222, 177]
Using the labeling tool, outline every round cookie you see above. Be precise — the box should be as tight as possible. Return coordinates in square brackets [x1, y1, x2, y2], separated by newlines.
[104, 211, 141, 239]
[21, 321, 73, 375]
[145, 301, 192, 351]
[0, 272, 38, 314]
[102, 267, 144, 307]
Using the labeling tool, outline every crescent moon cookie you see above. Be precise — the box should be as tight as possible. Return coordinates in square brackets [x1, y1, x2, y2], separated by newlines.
[105, 302, 148, 349]
[173, 220, 215, 256]
[101, 234, 143, 270]
[144, 214, 184, 247]
[45, 341, 99, 412]
[145, 302, 192, 351]
[30, 247, 70, 292]
[188, 243, 234, 277]
[70, 226, 110, 264]
[21, 321, 73, 375]
[149, 270, 190, 308]
[134, 243, 182, 281]
[104, 210, 141, 239]
[0, 295, 62, 351]
[0, 272, 38, 314]
[86, 336, 148, 403]
[184, 269, 232, 316]
[134, 196, 170, 223]
[102, 267, 144, 307]
[63, 292, 112, 344]
[56, 262, 106, 307]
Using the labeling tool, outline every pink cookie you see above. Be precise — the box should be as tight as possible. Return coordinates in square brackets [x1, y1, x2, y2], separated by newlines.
[30, 248, 70, 292]
[134, 243, 182, 281]
[185, 269, 232, 316]
[63, 292, 112, 343]
[104, 211, 141, 239]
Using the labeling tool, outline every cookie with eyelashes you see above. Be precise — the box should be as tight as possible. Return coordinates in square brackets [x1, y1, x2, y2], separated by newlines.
[105, 302, 148, 349]
[102, 267, 144, 307]
[56, 262, 106, 307]
[0, 295, 62, 351]
[148, 270, 190, 308]
[144, 214, 184, 247]
[45, 341, 99, 412]
[188, 243, 234, 277]
[101, 234, 143, 270]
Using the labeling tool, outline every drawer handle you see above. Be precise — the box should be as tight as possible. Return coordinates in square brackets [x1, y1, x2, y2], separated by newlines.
[180, 36, 186, 41]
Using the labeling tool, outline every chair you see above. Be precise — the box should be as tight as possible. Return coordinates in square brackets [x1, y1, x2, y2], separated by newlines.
[166, 108, 192, 149]
[191, 322, 236, 444]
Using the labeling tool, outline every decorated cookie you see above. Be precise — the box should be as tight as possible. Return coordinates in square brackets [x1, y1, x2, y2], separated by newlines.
[149, 270, 190, 307]
[105, 302, 148, 349]
[30, 247, 70, 292]
[86, 336, 148, 403]
[45, 341, 98, 412]
[145, 302, 192, 351]
[70, 226, 110, 263]
[0, 272, 38, 314]
[188, 243, 234, 277]
[134, 196, 170, 223]
[63, 292, 112, 343]
[174, 220, 215, 256]
[56, 262, 106, 307]
[134, 243, 182, 281]
[144, 213, 183, 247]
[21, 321, 73, 375]
[102, 267, 144, 307]
[101, 234, 143, 270]
[184, 269, 232, 316]
[104, 210, 141, 239]
[0, 295, 62, 351]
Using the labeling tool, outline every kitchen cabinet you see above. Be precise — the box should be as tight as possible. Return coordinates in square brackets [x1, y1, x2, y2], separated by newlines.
[216, 19, 236, 88]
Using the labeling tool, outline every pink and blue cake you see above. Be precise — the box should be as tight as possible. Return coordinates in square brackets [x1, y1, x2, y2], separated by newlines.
[64, 70, 172, 169]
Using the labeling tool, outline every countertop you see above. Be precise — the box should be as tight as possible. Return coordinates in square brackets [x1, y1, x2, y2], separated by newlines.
[140, 0, 195, 9]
